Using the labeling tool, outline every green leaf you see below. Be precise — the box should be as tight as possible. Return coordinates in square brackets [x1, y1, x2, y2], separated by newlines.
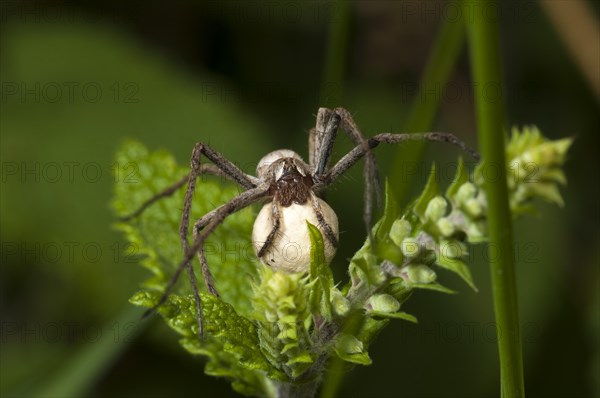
[411, 283, 457, 294]
[413, 165, 440, 220]
[308, 222, 334, 321]
[354, 317, 390, 350]
[368, 311, 418, 323]
[131, 291, 269, 368]
[375, 181, 399, 240]
[333, 334, 372, 366]
[130, 290, 283, 393]
[376, 237, 404, 266]
[286, 353, 313, 365]
[530, 183, 565, 207]
[446, 157, 470, 199]
[436, 256, 478, 292]
[541, 168, 567, 185]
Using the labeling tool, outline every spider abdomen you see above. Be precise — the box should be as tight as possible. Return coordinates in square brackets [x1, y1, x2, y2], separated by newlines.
[252, 199, 339, 273]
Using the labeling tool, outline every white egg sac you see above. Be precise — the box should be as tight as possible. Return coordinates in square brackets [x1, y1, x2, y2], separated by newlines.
[252, 198, 339, 273]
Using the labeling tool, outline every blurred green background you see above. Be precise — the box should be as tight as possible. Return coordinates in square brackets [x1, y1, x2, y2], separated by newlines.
[1, 1, 598, 397]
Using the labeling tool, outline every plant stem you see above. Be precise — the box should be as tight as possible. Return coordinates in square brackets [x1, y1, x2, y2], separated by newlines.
[388, 18, 466, 205]
[464, 1, 525, 396]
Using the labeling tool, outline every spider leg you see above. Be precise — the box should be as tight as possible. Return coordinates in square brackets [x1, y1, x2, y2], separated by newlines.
[317, 132, 480, 190]
[315, 110, 341, 178]
[334, 107, 383, 239]
[145, 141, 264, 339]
[310, 108, 382, 238]
[308, 108, 336, 171]
[119, 163, 259, 221]
[257, 201, 281, 258]
[145, 184, 269, 338]
[308, 127, 318, 170]
[180, 142, 256, 267]
[309, 191, 339, 248]
[118, 173, 189, 221]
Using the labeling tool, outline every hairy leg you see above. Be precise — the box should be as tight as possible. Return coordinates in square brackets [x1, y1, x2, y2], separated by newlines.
[183, 185, 269, 337]
[334, 107, 383, 237]
[309, 107, 383, 237]
[309, 191, 339, 248]
[317, 132, 480, 190]
[119, 162, 259, 221]
[314, 110, 341, 178]
[145, 185, 269, 337]
[143, 142, 269, 339]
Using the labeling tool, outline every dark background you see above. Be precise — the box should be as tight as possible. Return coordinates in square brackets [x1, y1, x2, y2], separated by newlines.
[1, 1, 598, 397]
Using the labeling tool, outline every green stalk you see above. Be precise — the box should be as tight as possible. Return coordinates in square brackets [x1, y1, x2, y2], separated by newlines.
[320, 0, 351, 107]
[388, 18, 465, 205]
[464, 1, 525, 396]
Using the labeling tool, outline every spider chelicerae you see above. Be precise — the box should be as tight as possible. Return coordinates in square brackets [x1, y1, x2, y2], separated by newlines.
[121, 107, 480, 337]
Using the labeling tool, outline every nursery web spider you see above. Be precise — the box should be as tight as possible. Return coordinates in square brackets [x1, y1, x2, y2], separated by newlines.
[120, 107, 480, 338]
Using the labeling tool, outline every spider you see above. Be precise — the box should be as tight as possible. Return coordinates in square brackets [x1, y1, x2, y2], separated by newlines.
[120, 107, 480, 338]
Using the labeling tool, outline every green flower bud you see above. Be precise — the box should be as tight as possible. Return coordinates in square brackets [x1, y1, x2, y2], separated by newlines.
[527, 140, 570, 166]
[367, 294, 400, 313]
[390, 219, 412, 247]
[425, 196, 448, 221]
[505, 126, 572, 210]
[253, 266, 313, 377]
[266, 271, 293, 296]
[372, 266, 388, 285]
[402, 264, 437, 284]
[401, 237, 420, 259]
[439, 240, 467, 259]
[456, 182, 477, 203]
[466, 220, 487, 241]
[437, 217, 456, 237]
[331, 289, 350, 317]
[465, 197, 484, 218]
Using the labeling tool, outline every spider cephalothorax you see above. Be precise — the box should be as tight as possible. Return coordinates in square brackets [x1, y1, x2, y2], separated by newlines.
[121, 107, 480, 337]
[252, 150, 338, 273]
[259, 150, 313, 205]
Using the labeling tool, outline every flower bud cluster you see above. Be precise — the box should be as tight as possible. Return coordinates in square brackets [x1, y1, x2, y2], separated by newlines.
[252, 266, 313, 379]
[503, 126, 572, 210]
